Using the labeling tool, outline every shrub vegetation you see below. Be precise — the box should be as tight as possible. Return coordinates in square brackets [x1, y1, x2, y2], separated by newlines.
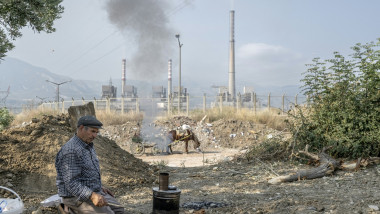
[0, 107, 14, 131]
[287, 39, 380, 158]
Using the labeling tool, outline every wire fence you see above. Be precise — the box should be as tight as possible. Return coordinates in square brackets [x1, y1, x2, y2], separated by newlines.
[36, 93, 307, 116]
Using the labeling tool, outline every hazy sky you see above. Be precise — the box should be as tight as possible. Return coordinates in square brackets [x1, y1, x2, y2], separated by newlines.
[6, 0, 380, 89]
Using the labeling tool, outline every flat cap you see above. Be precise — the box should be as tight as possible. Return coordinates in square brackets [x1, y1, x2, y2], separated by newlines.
[77, 115, 103, 128]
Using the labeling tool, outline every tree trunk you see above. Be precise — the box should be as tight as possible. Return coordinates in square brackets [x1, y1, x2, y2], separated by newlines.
[269, 146, 340, 184]
[268, 146, 380, 185]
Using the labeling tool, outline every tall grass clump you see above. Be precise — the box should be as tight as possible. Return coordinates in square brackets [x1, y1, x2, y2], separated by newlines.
[11, 107, 57, 126]
[189, 106, 288, 131]
[96, 110, 143, 126]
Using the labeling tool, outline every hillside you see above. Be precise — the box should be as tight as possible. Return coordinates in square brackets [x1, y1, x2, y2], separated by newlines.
[0, 57, 302, 108]
[0, 57, 101, 104]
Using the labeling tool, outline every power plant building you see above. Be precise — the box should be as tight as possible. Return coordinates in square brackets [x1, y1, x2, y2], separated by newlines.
[123, 85, 138, 98]
[152, 86, 166, 99]
[101, 79, 117, 99]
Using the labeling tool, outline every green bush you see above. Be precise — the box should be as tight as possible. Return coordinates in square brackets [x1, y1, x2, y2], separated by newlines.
[0, 107, 14, 131]
[288, 39, 380, 158]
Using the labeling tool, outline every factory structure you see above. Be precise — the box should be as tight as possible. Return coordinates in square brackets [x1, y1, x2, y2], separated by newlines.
[101, 59, 138, 100]
[228, 10, 236, 102]
[121, 59, 138, 99]
[213, 9, 254, 106]
[101, 79, 117, 99]
[100, 9, 254, 112]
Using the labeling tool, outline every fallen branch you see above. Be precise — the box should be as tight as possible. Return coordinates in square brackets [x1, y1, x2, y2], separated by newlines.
[269, 146, 339, 184]
[341, 157, 380, 171]
[269, 146, 380, 185]
[268, 162, 336, 184]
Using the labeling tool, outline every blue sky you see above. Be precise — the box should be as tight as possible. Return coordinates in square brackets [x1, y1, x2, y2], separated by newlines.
[6, 0, 380, 90]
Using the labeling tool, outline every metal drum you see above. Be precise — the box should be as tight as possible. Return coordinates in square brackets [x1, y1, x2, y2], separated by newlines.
[152, 186, 181, 214]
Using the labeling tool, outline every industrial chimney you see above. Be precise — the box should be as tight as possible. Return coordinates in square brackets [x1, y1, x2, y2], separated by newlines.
[228, 10, 236, 102]
[121, 59, 126, 97]
[167, 59, 172, 98]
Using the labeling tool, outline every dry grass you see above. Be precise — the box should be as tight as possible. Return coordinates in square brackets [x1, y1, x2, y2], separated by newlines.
[189, 107, 288, 130]
[11, 105, 287, 130]
[96, 110, 143, 126]
[11, 107, 58, 125]
[11, 108, 143, 126]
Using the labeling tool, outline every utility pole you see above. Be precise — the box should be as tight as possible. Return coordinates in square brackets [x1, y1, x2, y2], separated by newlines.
[46, 80, 71, 107]
[0, 86, 10, 106]
[175, 34, 183, 114]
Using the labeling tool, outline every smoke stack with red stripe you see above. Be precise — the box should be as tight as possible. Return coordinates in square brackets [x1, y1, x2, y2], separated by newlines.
[168, 59, 172, 98]
[121, 59, 126, 97]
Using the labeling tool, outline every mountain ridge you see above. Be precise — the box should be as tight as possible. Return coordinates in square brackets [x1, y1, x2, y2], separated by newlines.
[0, 57, 303, 106]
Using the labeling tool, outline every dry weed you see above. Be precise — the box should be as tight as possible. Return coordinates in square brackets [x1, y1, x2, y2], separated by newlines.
[96, 110, 143, 126]
[11, 107, 57, 125]
[189, 107, 287, 130]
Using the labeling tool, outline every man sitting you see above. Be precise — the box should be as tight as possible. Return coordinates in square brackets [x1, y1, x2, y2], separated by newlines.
[55, 115, 124, 214]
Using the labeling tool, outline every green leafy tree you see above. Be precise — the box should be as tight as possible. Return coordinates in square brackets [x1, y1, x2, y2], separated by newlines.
[288, 39, 380, 158]
[0, 0, 64, 59]
[0, 107, 13, 131]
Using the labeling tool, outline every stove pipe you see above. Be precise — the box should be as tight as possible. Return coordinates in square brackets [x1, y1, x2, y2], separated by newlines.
[159, 172, 169, 191]
[153, 172, 181, 214]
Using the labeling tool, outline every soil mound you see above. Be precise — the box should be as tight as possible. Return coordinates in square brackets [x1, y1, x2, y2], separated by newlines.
[0, 114, 156, 213]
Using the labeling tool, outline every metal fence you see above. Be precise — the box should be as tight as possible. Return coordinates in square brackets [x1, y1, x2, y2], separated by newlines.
[39, 93, 307, 115]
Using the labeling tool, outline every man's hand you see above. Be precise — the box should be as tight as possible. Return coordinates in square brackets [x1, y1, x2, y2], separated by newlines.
[90, 192, 108, 207]
[102, 186, 114, 197]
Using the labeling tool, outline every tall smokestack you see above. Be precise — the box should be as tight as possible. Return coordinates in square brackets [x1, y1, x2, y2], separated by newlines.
[228, 10, 236, 102]
[167, 59, 172, 98]
[122, 59, 126, 97]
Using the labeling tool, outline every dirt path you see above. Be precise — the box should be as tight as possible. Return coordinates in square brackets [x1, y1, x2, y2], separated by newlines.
[136, 148, 242, 167]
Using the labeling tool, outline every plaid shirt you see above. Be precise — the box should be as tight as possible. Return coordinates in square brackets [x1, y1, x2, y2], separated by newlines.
[55, 135, 102, 201]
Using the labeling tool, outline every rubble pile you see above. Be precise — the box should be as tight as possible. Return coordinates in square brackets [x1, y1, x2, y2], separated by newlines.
[101, 121, 141, 151]
[155, 116, 271, 150]
[0, 114, 156, 213]
[102, 115, 290, 155]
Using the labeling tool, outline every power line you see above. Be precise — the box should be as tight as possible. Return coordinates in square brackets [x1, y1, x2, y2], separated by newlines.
[52, 24, 107, 66]
[59, 0, 193, 77]
[166, 0, 194, 17]
[67, 42, 124, 77]
[56, 30, 119, 72]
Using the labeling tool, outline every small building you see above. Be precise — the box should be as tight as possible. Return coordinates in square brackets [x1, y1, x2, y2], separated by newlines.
[172, 86, 187, 102]
[152, 86, 166, 99]
[101, 79, 117, 99]
[242, 86, 254, 102]
[123, 85, 138, 98]
[212, 85, 229, 102]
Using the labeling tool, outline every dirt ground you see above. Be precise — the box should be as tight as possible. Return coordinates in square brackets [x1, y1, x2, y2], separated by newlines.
[122, 154, 380, 214]
[1, 115, 380, 214]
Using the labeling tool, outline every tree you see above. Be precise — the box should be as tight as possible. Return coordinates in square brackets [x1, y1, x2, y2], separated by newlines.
[288, 39, 380, 158]
[0, 0, 64, 59]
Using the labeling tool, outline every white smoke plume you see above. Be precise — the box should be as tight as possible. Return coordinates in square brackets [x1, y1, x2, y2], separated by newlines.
[105, 0, 175, 80]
